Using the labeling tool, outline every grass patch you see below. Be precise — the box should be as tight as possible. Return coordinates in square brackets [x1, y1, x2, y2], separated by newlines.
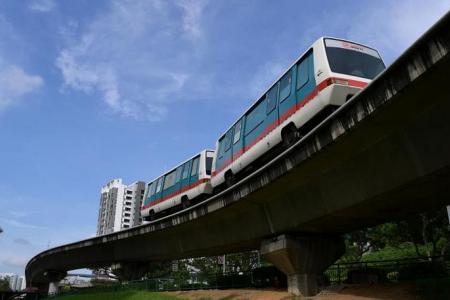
[50, 290, 183, 300]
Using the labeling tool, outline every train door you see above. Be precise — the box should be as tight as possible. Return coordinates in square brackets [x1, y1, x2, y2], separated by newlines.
[153, 176, 164, 210]
[295, 50, 316, 107]
[278, 69, 294, 123]
[232, 119, 244, 162]
[205, 151, 214, 176]
[173, 165, 183, 194]
[243, 97, 267, 166]
[143, 182, 153, 209]
[223, 129, 233, 173]
[161, 169, 177, 207]
[189, 156, 200, 187]
[148, 181, 156, 205]
[266, 83, 279, 131]
[215, 129, 232, 177]
[180, 160, 192, 191]
[216, 129, 233, 176]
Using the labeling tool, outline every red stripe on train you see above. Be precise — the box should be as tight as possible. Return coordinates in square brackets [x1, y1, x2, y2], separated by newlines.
[141, 178, 209, 210]
[212, 77, 367, 177]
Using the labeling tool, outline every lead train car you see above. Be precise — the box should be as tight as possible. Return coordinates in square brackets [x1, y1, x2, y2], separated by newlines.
[141, 149, 215, 221]
[211, 37, 386, 188]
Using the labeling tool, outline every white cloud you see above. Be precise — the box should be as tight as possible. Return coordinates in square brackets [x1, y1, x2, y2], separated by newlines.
[321, 0, 450, 63]
[28, 0, 55, 13]
[56, 0, 209, 121]
[249, 62, 285, 100]
[2, 256, 29, 269]
[2, 208, 44, 230]
[8, 211, 34, 219]
[13, 238, 32, 246]
[176, 0, 209, 40]
[0, 66, 43, 112]
[4, 219, 44, 230]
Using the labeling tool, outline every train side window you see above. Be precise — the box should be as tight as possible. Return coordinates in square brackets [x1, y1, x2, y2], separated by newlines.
[155, 177, 163, 193]
[279, 70, 292, 101]
[266, 84, 278, 114]
[224, 130, 233, 152]
[218, 137, 224, 157]
[163, 170, 176, 189]
[149, 182, 156, 196]
[233, 120, 242, 144]
[191, 157, 199, 176]
[147, 183, 154, 197]
[245, 99, 266, 136]
[297, 55, 310, 89]
[175, 166, 183, 183]
[182, 161, 190, 179]
[144, 183, 151, 198]
[218, 134, 226, 158]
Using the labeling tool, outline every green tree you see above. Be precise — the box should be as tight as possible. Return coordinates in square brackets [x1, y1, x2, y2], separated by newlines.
[341, 206, 450, 261]
[222, 251, 261, 273]
[187, 257, 220, 274]
[0, 277, 11, 291]
[340, 227, 386, 262]
[144, 261, 172, 279]
[401, 208, 450, 258]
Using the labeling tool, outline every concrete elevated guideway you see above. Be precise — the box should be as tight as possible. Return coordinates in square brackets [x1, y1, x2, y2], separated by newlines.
[27, 12, 450, 296]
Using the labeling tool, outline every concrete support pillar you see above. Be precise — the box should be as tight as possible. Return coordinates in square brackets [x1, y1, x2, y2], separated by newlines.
[48, 281, 59, 295]
[43, 270, 66, 295]
[111, 262, 152, 282]
[260, 234, 345, 296]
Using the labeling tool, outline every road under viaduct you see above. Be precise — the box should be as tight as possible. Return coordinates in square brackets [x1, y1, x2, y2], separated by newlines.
[26, 11, 450, 296]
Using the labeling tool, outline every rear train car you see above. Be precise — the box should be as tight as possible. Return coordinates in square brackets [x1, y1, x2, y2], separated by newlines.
[211, 37, 385, 188]
[141, 149, 215, 221]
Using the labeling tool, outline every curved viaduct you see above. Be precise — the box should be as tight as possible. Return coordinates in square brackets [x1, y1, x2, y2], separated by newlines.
[26, 12, 450, 296]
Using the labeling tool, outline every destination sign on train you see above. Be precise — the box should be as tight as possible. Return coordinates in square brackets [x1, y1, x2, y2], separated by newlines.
[325, 39, 381, 58]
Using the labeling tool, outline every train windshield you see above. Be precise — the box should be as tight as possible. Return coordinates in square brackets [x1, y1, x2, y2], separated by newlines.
[205, 152, 214, 175]
[325, 39, 385, 79]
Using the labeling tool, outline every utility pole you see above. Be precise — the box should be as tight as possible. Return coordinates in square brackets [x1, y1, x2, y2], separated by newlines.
[257, 250, 261, 268]
[218, 255, 226, 274]
[447, 205, 450, 224]
[222, 255, 226, 274]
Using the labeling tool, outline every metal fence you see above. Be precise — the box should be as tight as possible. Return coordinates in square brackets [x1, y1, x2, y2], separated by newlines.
[0, 291, 43, 300]
[128, 272, 254, 291]
[52, 268, 285, 298]
[49, 255, 450, 298]
[324, 255, 450, 285]
[57, 271, 256, 296]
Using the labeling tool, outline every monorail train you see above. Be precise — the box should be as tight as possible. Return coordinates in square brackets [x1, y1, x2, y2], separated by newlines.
[211, 37, 385, 187]
[141, 149, 214, 220]
[142, 37, 385, 220]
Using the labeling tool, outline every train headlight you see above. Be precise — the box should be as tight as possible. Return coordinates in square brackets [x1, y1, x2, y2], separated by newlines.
[327, 78, 349, 86]
[334, 79, 349, 85]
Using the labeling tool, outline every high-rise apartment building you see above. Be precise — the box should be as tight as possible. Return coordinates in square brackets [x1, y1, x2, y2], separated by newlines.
[8, 274, 18, 291]
[16, 276, 25, 291]
[96, 179, 145, 235]
[0, 273, 25, 291]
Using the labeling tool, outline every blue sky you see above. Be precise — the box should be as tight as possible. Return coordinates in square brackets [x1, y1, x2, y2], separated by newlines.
[0, 0, 449, 276]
